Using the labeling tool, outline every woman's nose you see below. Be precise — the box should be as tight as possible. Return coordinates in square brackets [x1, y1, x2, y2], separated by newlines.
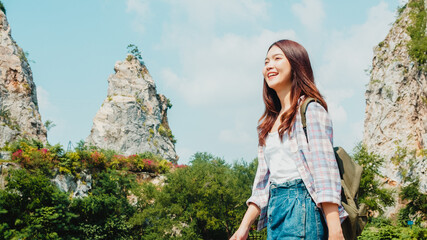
[265, 63, 273, 70]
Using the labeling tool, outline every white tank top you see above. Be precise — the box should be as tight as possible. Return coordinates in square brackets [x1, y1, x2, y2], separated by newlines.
[264, 131, 301, 184]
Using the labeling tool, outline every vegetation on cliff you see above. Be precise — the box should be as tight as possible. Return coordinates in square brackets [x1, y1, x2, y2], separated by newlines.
[0, 1, 5, 15]
[406, 0, 427, 69]
[0, 139, 256, 239]
[0, 139, 425, 239]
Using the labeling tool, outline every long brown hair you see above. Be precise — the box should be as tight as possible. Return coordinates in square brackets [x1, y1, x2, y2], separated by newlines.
[258, 39, 327, 146]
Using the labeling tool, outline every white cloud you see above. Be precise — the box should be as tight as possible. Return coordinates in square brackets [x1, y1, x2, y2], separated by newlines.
[126, 0, 150, 33]
[317, 1, 394, 88]
[327, 100, 348, 124]
[312, 1, 395, 147]
[292, 0, 325, 31]
[160, 29, 296, 106]
[164, 0, 268, 29]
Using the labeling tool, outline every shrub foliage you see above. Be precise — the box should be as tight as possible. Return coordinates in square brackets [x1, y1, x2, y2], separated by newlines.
[0, 139, 425, 239]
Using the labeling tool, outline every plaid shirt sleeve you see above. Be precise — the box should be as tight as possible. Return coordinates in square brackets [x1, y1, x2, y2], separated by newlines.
[304, 102, 341, 206]
[246, 146, 270, 230]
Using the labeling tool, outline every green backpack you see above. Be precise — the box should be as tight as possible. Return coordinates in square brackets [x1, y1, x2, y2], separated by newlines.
[300, 97, 368, 240]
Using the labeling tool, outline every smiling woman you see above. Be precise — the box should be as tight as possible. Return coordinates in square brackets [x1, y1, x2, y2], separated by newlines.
[230, 40, 347, 240]
[263, 45, 293, 97]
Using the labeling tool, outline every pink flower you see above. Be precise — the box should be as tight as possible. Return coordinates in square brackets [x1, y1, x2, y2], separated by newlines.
[174, 164, 187, 168]
[12, 149, 23, 158]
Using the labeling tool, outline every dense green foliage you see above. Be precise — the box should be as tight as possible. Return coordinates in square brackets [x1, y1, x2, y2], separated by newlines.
[358, 217, 427, 239]
[129, 152, 257, 239]
[352, 144, 394, 214]
[0, 169, 74, 239]
[69, 170, 136, 239]
[399, 179, 427, 225]
[1, 139, 425, 239]
[0, 1, 5, 15]
[407, 0, 427, 69]
[0, 139, 259, 239]
[0, 168, 136, 239]
[390, 144, 427, 225]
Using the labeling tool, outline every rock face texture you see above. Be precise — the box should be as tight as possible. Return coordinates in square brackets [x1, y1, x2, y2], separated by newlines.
[363, 0, 426, 191]
[0, 10, 46, 146]
[51, 171, 92, 198]
[86, 55, 178, 162]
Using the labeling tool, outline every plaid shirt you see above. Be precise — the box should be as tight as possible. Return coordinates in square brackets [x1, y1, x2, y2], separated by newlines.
[247, 98, 348, 230]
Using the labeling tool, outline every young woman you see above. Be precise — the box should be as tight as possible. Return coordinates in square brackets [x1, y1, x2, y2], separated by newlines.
[230, 40, 347, 240]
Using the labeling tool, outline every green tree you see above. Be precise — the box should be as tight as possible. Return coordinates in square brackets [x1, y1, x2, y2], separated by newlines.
[0, 1, 5, 15]
[44, 120, 56, 132]
[398, 178, 427, 225]
[69, 170, 136, 239]
[127, 44, 144, 65]
[352, 144, 394, 214]
[0, 169, 75, 239]
[130, 152, 257, 239]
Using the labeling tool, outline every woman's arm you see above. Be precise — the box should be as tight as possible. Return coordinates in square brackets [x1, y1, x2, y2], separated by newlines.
[304, 102, 344, 239]
[322, 202, 344, 240]
[305, 102, 341, 206]
[245, 146, 270, 230]
[230, 203, 260, 240]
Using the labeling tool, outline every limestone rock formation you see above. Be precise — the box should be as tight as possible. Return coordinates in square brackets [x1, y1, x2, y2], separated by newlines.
[86, 55, 178, 162]
[51, 170, 92, 198]
[0, 10, 46, 146]
[364, 0, 426, 191]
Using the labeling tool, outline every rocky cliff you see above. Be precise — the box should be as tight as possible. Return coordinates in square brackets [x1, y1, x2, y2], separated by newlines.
[364, 0, 426, 191]
[0, 10, 47, 147]
[86, 55, 178, 163]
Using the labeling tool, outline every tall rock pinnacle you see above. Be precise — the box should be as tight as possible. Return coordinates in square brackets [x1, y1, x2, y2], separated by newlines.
[86, 54, 178, 163]
[0, 10, 47, 146]
[363, 0, 426, 191]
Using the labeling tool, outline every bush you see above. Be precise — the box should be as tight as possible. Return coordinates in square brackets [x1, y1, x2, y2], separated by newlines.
[352, 144, 394, 214]
[130, 152, 257, 239]
[0, 1, 5, 14]
[358, 223, 427, 239]
[69, 170, 136, 239]
[0, 170, 75, 239]
[398, 179, 427, 225]
[407, 0, 427, 69]
[5, 139, 176, 175]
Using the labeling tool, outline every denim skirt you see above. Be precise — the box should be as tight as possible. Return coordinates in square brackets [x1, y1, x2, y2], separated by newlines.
[267, 179, 327, 240]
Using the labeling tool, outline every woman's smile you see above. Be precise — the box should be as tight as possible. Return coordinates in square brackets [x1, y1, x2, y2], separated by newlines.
[266, 71, 278, 80]
[263, 45, 292, 92]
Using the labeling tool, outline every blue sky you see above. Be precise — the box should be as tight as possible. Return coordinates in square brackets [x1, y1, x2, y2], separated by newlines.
[5, 0, 404, 164]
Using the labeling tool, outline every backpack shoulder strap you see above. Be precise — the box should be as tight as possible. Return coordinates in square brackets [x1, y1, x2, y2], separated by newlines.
[300, 97, 318, 137]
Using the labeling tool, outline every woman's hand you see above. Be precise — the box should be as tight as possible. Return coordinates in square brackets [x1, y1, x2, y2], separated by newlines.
[321, 202, 344, 240]
[229, 226, 249, 240]
[230, 203, 260, 240]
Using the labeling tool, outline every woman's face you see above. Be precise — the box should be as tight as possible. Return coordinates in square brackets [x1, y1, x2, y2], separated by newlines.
[263, 45, 292, 93]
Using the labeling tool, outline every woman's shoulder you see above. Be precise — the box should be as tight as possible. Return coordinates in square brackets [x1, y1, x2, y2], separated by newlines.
[298, 96, 328, 115]
[303, 99, 332, 126]
[306, 101, 327, 113]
